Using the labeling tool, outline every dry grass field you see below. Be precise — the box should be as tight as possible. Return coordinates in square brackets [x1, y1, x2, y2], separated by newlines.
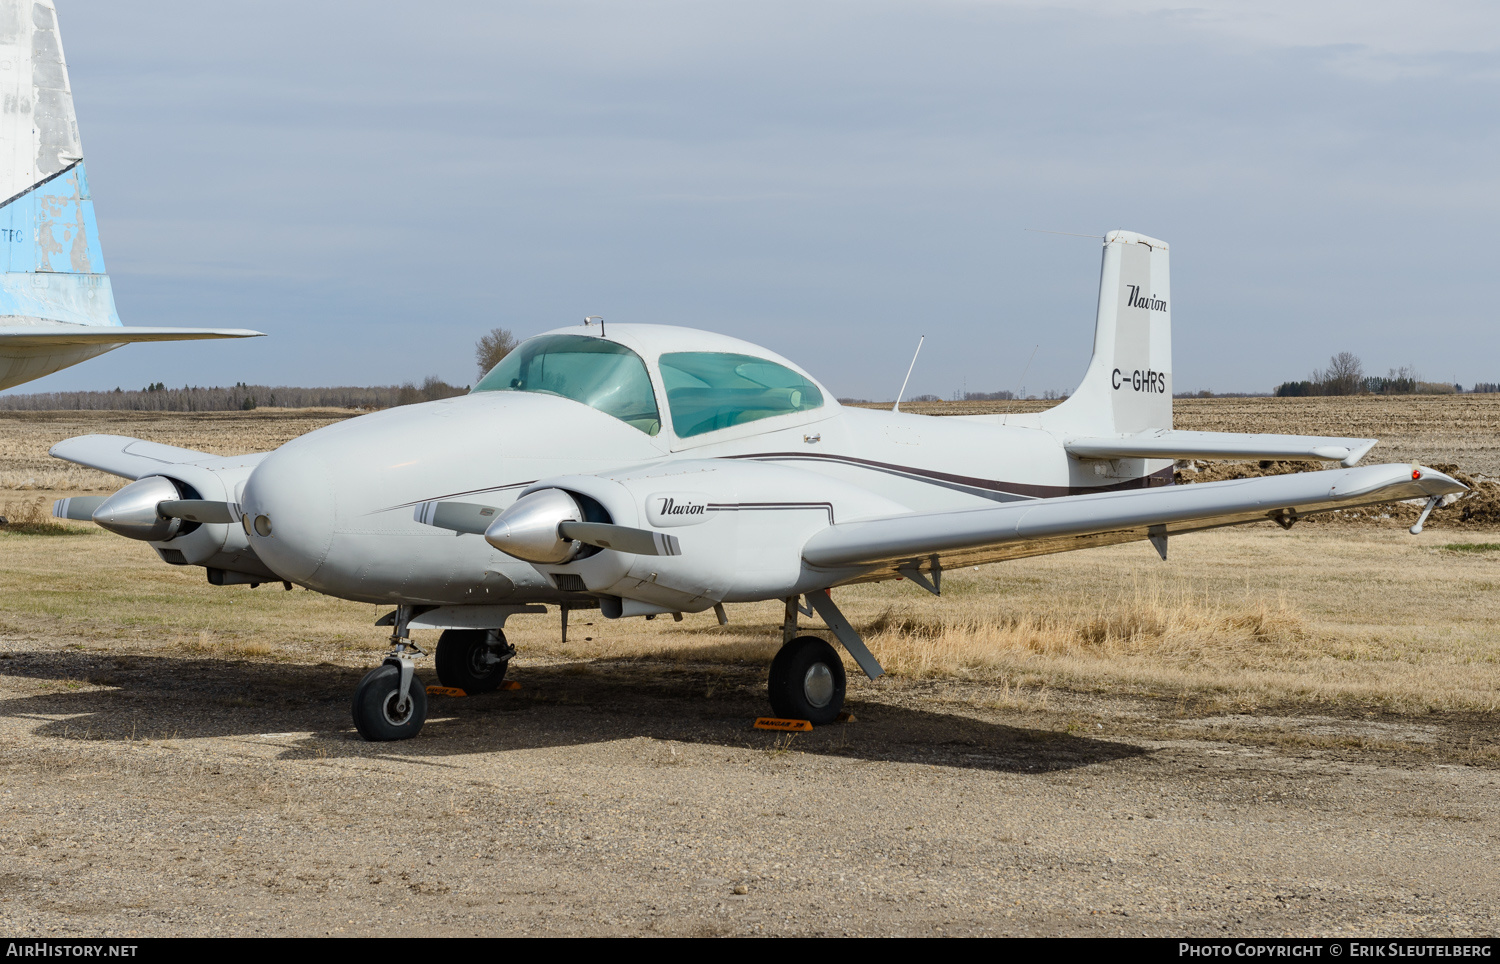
[4, 397, 1500, 709]
[3, 401, 1499, 936]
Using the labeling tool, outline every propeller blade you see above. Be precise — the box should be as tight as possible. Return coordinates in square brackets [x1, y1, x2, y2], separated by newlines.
[414, 501, 500, 535]
[558, 521, 681, 557]
[52, 496, 107, 521]
[158, 500, 240, 524]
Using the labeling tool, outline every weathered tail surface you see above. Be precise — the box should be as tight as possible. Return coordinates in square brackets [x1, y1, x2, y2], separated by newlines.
[0, 0, 119, 329]
[1037, 229, 1171, 435]
[0, 1, 261, 390]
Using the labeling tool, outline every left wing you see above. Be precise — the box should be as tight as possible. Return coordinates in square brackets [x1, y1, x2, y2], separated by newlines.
[802, 463, 1463, 571]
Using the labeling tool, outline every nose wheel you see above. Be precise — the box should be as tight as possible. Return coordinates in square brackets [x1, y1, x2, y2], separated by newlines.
[352, 660, 428, 741]
[768, 635, 846, 725]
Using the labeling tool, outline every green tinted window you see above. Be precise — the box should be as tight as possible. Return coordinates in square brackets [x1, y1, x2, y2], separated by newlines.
[472, 335, 661, 435]
[659, 352, 824, 438]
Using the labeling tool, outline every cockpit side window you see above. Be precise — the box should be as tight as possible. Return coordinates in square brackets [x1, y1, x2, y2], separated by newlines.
[472, 334, 661, 435]
[658, 352, 824, 438]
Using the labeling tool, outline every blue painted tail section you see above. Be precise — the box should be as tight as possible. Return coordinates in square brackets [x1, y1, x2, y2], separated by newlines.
[0, 160, 123, 328]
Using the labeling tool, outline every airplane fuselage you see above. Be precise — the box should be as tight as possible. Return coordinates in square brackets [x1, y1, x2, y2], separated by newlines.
[236, 387, 1170, 609]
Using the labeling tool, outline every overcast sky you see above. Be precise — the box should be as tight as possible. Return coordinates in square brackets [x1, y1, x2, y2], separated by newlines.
[11, 0, 1498, 399]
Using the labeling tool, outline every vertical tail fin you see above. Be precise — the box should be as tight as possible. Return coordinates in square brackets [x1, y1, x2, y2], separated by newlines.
[0, 0, 122, 329]
[1036, 230, 1171, 435]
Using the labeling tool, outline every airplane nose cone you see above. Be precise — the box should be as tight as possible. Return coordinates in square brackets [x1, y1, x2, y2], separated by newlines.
[240, 440, 336, 584]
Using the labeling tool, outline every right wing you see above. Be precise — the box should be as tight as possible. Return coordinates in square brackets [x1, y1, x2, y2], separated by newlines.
[802, 463, 1464, 572]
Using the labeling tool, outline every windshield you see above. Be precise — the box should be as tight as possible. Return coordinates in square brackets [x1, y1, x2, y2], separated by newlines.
[659, 352, 824, 438]
[472, 334, 661, 435]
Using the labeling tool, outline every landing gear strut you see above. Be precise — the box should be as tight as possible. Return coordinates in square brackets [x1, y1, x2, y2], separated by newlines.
[352, 604, 429, 741]
[767, 593, 884, 725]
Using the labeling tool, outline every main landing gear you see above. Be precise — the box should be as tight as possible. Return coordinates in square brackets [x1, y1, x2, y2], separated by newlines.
[352, 608, 518, 740]
[433, 628, 513, 693]
[768, 593, 885, 725]
[348, 594, 881, 739]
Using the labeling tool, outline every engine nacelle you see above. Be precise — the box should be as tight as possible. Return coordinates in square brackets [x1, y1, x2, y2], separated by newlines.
[525, 459, 911, 613]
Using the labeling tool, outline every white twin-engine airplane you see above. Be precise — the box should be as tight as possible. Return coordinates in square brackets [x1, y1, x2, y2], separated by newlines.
[51, 230, 1464, 741]
[0, 0, 260, 391]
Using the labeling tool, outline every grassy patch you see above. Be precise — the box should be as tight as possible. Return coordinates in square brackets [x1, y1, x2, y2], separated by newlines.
[1441, 543, 1500, 554]
[0, 496, 94, 537]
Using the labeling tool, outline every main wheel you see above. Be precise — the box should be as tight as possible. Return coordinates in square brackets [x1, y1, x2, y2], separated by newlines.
[767, 635, 846, 725]
[434, 628, 511, 694]
[352, 662, 428, 741]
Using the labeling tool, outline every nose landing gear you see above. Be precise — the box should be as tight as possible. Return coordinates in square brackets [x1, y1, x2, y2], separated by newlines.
[352, 661, 428, 741]
[352, 604, 429, 741]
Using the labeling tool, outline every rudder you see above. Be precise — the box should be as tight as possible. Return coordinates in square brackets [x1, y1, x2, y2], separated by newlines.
[1037, 229, 1171, 435]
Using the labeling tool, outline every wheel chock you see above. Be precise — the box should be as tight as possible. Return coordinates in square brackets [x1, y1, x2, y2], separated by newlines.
[426, 685, 467, 698]
[754, 717, 812, 732]
[836, 711, 856, 723]
[501, 680, 522, 691]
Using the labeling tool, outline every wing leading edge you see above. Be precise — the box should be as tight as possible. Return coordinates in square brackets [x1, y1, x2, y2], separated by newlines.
[802, 463, 1464, 572]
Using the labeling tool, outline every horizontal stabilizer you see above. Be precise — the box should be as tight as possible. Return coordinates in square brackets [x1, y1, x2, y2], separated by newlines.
[1064, 429, 1377, 468]
[802, 463, 1464, 569]
[0, 326, 264, 347]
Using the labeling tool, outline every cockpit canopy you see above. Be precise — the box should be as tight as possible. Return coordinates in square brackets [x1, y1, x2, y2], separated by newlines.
[471, 329, 826, 439]
[473, 335, 662, 434]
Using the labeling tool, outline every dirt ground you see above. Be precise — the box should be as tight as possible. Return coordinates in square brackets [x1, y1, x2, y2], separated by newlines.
[3, 528, 1498, 937]
[2, 403, 1499, 937]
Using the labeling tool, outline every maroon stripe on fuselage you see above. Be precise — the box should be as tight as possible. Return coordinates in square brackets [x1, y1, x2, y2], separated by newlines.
[727, 452, 1174, 500]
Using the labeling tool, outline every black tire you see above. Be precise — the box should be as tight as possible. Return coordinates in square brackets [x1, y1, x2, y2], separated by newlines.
[767, 635, 846, 725]
[433, 628, 511, 694]
[351, 662, 428, 741]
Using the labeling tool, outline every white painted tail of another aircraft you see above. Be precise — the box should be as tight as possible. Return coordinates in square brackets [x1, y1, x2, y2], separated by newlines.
[0, 0, 260, 391]
[1037, 230, 1172, 435]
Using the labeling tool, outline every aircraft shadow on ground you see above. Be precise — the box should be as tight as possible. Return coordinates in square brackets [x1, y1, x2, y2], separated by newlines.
[0, 649, 1146, 774]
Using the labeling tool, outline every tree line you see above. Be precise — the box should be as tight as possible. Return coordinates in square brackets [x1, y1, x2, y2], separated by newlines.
[1274, 354, 1475, 397]
[0, 327, 524, 412]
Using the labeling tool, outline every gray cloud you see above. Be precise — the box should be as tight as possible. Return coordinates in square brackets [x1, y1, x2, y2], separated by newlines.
[12, 0, 1496, 398]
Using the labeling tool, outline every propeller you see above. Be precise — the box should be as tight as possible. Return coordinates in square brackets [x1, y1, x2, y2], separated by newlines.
[52, 496, 107, 521]
[558, 521, 680, 557]
[53, 483, 239, 539]
[158, 500, 239, 524]
[413, 500, 498, 535]
[414, 497, 681, 559]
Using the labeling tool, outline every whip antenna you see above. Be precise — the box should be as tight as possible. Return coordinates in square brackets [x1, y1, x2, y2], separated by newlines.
[892, 335, 925, 413]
